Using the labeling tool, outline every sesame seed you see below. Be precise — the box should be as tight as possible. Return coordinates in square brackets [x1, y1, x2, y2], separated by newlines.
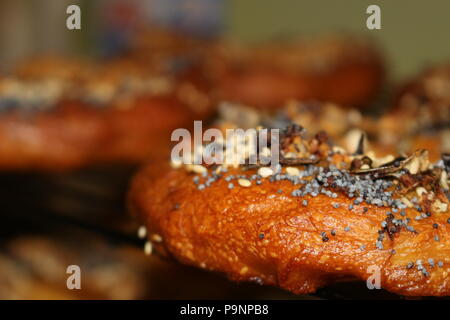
[259, 233, 265, 239]
[238, 179, 251, 187]
[144, 241, 153, 255]
[416, 187, 427, 197]
[258, 167, 273, 178]
[302, 199, 308, 206]
[137, 226, 147, 239]
[228, 183, 234, 189]
[286, 167, 300, 176]
[434, 235, 440, 242]
[344, 227, 350, 232]
[190, 164, 207, 174]
[151, 234, 163, 243]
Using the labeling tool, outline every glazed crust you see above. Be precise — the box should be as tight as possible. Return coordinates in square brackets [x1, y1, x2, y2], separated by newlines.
[0, 101, 109, 170]
[129, 163, 450, 296]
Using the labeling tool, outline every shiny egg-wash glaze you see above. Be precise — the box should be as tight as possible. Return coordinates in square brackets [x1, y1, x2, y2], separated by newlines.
[129, 130, 450, 296]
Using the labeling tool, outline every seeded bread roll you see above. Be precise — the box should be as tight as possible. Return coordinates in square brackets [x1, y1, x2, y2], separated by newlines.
[203, 35, 384, 109]
[0, 236, 148, 299]
[129, 126, 450, 296]
[393, 63, 450, 114]
[0, 57, 212, 171]
[376, 64, 450, 161]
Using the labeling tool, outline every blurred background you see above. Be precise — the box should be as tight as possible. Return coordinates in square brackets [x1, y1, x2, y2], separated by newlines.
[1, 0, 450, 80]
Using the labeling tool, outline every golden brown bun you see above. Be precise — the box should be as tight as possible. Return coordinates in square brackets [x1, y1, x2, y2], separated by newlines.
[204, 36, 384, 109]
[373, 64, 450, 160]
[0, 101, 109, 170]
[129, 138, 450, 297]
[0, 94, 210, 171]
[389, 63, 450, 137]
[0, 236, 148, 299]
[0, 54, 213, 171]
